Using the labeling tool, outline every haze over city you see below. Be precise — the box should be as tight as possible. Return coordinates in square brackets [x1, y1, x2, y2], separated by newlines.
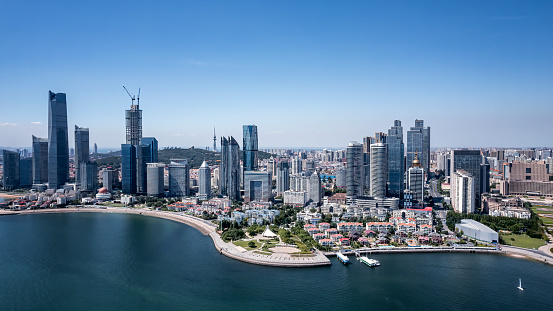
[1, 1, 552, 149]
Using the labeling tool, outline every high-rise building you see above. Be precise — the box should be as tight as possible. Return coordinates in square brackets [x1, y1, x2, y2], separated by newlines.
[147, 163, 165, 196]
[267, 157, 275, 179]
[125, 100, 142, 145]
[198, 161, 211, 200]
[32, 135, 48, 184]
[291, 157, 302, 175]
[74, 125, 90, 187]
[141, 137, 158, 163]
[480, 163, 490, 195]
[80, 161, 98, 191]
[93, 143, 98, 154]
[387, 120, 404, 198]
[121, 144, 137, 194]
[406, 154, 425, 205]
[220, 136, 240, 201]
[346, 142, 364, 198]
[276, 160, 290, 196]
[136, 144, 151, 194]
[2, 150, 20, 190]
[244, 171, 272, 202]
[19, 157, 33, 187]
[102, 169, 117, 191]
[336, 167, 346, 188]
[242, 125, 258, 172]
[48, 91, 69, 189]
[370, 143, 387, 198]
[451, 149, 482, 206]
[452, 170, 475, 213]
[406, 119, 430, 175]
[168, 159, 189, 197]
[308, 170, 322, 205]
[213, 128, 217, 152]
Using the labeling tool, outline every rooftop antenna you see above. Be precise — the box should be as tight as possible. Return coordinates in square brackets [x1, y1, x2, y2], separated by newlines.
[123, 86, 135, 106]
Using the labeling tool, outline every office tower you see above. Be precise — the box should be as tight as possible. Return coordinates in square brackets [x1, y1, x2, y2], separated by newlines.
[141, 137, 158, 163]
[198, 161, 211, 200]
[304, 159, 315, 173]
[407, 154, 425, 205]
[47, 91, 69, 189]
[213, 128, 217, 152]
[291, 157, 302, 175]
[370, 143, 388, 198]
[387, 120, 404, 198]
[93, 143, 98, 154]
[451, 149, 482, 206]
[80, 161, 98, 191]
[136, 145, 151, 194]
[346, 142, 364, 198]
[267, 157, 275, 179]
[168, 159, 189, 197]
[125, 99, 142, 145]
[336, 167, 346, 188]
[276, 160, 290, 196]
[32, 135, 48, 184]
[406, 119, 430, 175]
[452, 170, 475, 213]
[102, 169, 117, 191]
[2, 150, 20, 190]
[220, 136, 240, 201]
[290, 174, 308, 192]
[19, 158, 32, 187]
[121, 144, 137, 194]
[74, 125, 90, 187]
[244, 171, 271, 202]
[437, 152, 450, 175]
[242, 125, 258, 172]
[374, 132, 387, 144]
[480, 163, 490, 194]
[308, 170, 322, 205]
[147, 163, 165, 196]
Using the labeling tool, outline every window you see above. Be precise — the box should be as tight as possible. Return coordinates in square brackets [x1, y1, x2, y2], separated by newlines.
[526, 168, 531, 174]
[526, 176, 531, 180]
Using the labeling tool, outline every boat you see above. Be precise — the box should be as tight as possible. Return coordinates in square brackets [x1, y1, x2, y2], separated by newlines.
[336, 252, 350, 265]
[517, 278, 524, 291]
[358, 256, 380, 267]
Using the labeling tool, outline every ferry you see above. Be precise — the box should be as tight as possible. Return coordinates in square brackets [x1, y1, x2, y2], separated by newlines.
[336, 252, 350, 265]
[358, 256, 380, 267]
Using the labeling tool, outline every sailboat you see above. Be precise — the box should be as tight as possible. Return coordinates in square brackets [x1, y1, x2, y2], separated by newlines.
[517, 278, 524, 291]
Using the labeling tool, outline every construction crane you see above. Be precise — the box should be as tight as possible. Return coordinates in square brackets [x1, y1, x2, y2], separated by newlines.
[123, 86, 135, 106]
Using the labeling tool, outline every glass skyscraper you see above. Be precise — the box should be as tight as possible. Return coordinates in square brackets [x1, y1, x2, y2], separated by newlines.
[125, 102, 142, 145]
[346, 142, 364, 198]
[220, 136, 240, 201]
[32, 135, 48, 184]
[2, 150, 20, 190]
[47, 91, 69, 189]
[451, 149, 482, 206]
[121, 144, 137, 194]
[75, 125, 90, 187]
[387, 120, 404, 198]
[406, 119, 430, 176]
[141, 137, 158, 163]
[242, 125, 258, 172]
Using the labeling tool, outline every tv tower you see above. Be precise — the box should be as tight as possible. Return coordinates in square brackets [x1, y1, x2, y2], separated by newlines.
[213, 127, 217, 152]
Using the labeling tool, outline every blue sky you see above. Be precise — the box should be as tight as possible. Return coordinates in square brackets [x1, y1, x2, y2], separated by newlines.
[1, 1, 552, 150]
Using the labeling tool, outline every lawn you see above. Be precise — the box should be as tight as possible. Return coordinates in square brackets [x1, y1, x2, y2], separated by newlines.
[253, 251, 272, 256]
[233, 240, 263, 250]
[501, 234, 546, 249]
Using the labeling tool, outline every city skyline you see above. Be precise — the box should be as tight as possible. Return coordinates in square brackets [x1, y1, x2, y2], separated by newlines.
[2, 1, 553, 149]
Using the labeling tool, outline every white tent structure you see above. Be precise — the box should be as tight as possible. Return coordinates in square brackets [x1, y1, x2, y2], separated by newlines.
[262, 225, 278, 239]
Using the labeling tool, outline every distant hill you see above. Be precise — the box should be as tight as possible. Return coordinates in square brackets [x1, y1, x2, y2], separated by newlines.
[94, 148, 274, 169]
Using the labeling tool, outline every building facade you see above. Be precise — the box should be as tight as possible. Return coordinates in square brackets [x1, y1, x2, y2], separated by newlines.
[452, 170, 475, 214]
[220, 136, 240, 201]
[451, 149, 482, 206]
[242, 125, 258, 173]
[48, 91, 69, 189]
[244, 171, 272, 202]
[370, 143, 387, 198]
[387, 120, 404, 198]
[74, 125, 90, 187]
[147, 163, 165, 196]
[32, 135, 48, 185]
[406, 119, 430, 175]
[198, 161, 211, 200]
[168, 159, 189, 197]
[276, 160, 290, 196]
[346, 142, 364, 198]
[2, 150, 20, 190]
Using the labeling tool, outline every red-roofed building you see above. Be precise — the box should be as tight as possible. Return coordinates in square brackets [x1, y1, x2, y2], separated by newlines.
[325, 228, 339, 238]
[320, 239, 334, 247]
[313, 233, 326, 241]
[339, 238, 350, 246]
[318, 222, 331, 231]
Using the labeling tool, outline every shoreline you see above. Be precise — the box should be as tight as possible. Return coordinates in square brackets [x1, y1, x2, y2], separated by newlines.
[2, 207, 552, 267]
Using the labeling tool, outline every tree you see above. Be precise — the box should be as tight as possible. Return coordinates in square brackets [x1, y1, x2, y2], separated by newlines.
[248, 241, 256, 248]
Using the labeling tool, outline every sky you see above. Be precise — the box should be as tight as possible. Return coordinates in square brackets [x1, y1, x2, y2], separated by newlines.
[1, 0, 552, 150]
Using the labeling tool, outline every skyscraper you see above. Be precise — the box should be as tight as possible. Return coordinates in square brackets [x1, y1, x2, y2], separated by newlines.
[2, 150, 20, 190]
[47, 91, 69, 189]
[141, 137, 158, 163]
[168, 159, 189, 197]
[242, 125, 258, 172]
[220, 136, 240, 201]
[291, 157, 302, 175]
[387, 120, 404, 198]
[121, 144, 137, 194]
[147, 163, 165, 197]
[93, 143, 98, 154]
[32, 135, 48, 184]
[136, 144, 152, 194]
[406, 154, 425, 205]
[80, 161, 98, 191]
[244, 171, 271, 202]
[451, 149, 482, 207]
[213, 127, 217, 152]
[346, 142, 364, 198]
[198, 160, 211, 200]
[75, 125, 90, 187]
[370, 143, 387, 198]
[19, 157, 32, 188]
[452, 170, 475, 214]
[406, 119, 430, 175]
[308, 170, 322, 205]
[276, 160, 290, 196]
[125, 100, 142, 145]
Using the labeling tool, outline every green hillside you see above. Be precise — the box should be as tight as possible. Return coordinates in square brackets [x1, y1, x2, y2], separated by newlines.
[94, 148, 274, 169]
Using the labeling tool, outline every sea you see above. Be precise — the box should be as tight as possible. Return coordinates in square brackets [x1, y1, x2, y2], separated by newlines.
[0, 212, 552, 310]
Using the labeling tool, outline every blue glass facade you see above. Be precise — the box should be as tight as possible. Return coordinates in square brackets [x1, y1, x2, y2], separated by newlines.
[387, 120, 404, 198]
[121, 144, 137, 194]
[47, 91, 69, 189]
[242, 125, 258, 172]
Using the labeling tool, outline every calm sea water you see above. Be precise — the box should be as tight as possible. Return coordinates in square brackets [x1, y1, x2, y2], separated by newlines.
[1, 213, 552, 310]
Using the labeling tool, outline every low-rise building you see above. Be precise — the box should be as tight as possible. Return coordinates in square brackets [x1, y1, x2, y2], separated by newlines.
[455, 219, 499, 243]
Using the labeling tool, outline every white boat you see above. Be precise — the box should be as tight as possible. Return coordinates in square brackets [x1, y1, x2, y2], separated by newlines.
[358, 256, 380, 267]
[337, 252, 350, 265]
[517, 278, 524, 291]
